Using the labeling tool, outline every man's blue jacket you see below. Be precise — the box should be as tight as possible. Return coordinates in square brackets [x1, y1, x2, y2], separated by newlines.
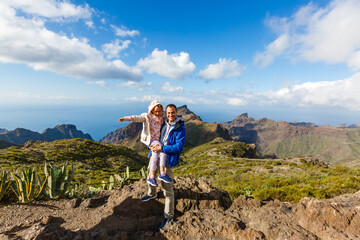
[161, 119, 186, 167]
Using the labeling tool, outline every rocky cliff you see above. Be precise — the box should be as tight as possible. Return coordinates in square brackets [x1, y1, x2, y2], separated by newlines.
[1, 177, 359, 239]
[222, 113, 360, 166]
[0, 124, 92, 145]
[42, 124, 93, 142]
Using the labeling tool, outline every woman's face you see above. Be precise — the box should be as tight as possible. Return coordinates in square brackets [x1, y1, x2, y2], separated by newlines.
[152, 106, 163, 117]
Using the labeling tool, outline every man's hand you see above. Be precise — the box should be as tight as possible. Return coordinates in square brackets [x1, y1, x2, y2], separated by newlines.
[150, 144, 161, 153]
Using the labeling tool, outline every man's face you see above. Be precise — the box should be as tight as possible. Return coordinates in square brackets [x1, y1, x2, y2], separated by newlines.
[166, 107, 177, 123]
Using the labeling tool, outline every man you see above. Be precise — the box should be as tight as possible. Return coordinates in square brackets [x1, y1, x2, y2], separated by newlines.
[140, 104, 186, 229]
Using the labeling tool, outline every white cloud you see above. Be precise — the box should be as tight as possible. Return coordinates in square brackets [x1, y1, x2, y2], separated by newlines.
[0, 1, 142, 81]
[255, 0, 360, 70]
[267, 73, 360, 110]
[125, 95, 194, 105]
[86, 81, 106, 87]
[13, 92, 41, 99]
[198, 58, 246, 81]
[5, 91, 77, 101]
[137, 49, 196, 80]
[111, 25, 139, 37]
[162, 82, 184, 93]
[254, 34, 289, 68]
[123, 73, 360, 111]
[125, 95, 161, 102]
[117, 81, 152, 91]
[2, 0, 92, 20]
[227, 97, 246, 106]
[48, 95, 77, 100]
[218, 72, 360, 111]
[102, 39, 131, 59]
[85, 20, 94, 28]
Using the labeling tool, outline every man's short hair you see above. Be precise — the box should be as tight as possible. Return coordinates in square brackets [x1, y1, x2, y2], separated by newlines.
[166, 104, 177, 111]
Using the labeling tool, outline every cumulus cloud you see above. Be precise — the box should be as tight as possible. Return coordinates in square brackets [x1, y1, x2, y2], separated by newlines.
[267, 73, 360, 110]
[117, 81, 152, 91]
[0, 1, 142, 81]
[86, 81, 106, 87]
[124, 73, 360, 111]
[137, 49, 196, 80]
[102, 39, 131, 59]
[220, 73, 360, 110]
[85, 20, 94, 28]
[227, 97, 246, 106]
[2, 0, 92, 20]
[254, 0, 360, 70]
[162, 82, 184, 93]
[125, 95, 194, 104]
[111, 25, 139, 37]
[198, 58, 246, 81]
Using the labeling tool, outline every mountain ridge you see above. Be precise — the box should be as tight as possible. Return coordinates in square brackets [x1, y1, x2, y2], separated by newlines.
[221, 112, 360, 166]
[0, 128, 7, 134]
[0, 124, 92, 145]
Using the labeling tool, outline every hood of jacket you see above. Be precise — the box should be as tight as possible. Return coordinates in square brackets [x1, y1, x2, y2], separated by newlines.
[148, 100, 162, 114]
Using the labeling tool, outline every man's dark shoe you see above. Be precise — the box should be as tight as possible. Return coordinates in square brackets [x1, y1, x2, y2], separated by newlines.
[140, 194, 157, 202]
[159, 218, 173, 229]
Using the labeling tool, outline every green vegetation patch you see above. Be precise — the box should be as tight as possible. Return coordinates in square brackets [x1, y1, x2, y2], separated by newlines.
[176, 139, 360, 202]
[0, 138, 148, 184]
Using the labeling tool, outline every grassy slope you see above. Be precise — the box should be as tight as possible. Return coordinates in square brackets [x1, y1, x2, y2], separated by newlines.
[0, 138, 148, 184]
[257, 128, 360, 166]
[175, 138, 360, 202]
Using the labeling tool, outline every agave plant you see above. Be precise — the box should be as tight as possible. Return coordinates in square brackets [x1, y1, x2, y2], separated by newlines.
[10, 168, 47, 204]
[44, 162, 75, 199]
[114, 166, 131, 188]
[139, 166, 148, 179]
[88, 175, 116, 192]
[0, 171, 11, 201]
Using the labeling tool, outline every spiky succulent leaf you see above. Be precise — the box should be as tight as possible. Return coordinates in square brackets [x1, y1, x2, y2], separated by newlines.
[0, 171, 11, 200]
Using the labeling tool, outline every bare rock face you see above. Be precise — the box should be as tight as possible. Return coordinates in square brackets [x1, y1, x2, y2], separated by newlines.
[23, 140, 42, 148]
[162, 189, 360, 240]
[2, 178, 360, 239]
[293, 195, 360, 239]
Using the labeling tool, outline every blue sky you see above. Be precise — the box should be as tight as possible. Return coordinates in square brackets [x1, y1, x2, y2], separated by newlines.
[1, 0, 360, 139]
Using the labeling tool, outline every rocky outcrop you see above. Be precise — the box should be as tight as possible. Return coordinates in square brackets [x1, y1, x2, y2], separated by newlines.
[42, 124, 93, 141]
[0, 125, 92, 145]
[177, 105, 202, 122]
[100, 122, 142, 144]
[0, 128, 7, 134]
[1, 177, 360, 239]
